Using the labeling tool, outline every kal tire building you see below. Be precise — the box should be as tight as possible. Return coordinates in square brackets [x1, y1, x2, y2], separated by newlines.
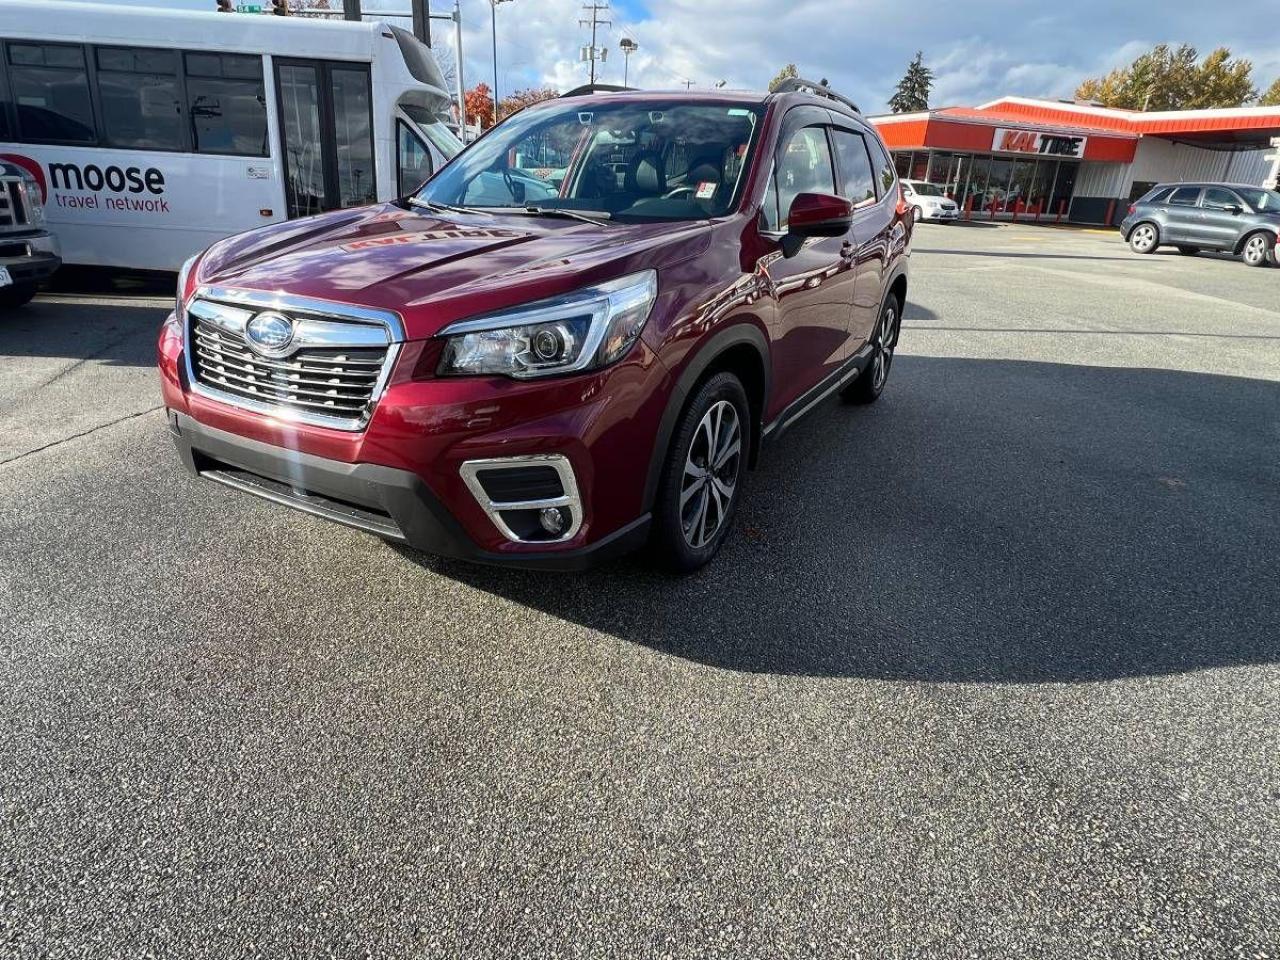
[871, 97, 1280, 225]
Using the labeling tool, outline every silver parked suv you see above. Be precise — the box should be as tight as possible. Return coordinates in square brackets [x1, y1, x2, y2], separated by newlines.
[1121, 182, 1280, 267]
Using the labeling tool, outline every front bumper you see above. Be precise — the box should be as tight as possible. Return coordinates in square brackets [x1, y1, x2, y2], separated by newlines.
[925, 207, 959, 221]
[169, 410, 650, 570]
[0, 231, 61, 284]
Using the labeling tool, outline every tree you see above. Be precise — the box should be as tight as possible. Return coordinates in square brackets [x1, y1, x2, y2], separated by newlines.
[1075, 44, 1256, 110]
[1261, 77, 1280, 106]
[497, 87, 560, 122]
[889, 51, 933, 113]
[768, 63, 798, 92]
[464, 83, 495, 131]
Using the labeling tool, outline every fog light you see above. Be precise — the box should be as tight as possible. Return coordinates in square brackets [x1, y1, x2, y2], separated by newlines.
[539, 507, 566, 535]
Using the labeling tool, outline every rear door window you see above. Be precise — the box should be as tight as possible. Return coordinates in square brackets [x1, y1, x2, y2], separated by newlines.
[1168, 186, 1201, 206]
[830, 129, 876, 207]
[1201, 187, 1240, 210]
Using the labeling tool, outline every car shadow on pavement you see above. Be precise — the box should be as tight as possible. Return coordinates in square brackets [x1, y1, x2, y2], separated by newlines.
[914, 249, 1140, 262]
[414, 356, 1279, 684]
[0, 295, 167, 368]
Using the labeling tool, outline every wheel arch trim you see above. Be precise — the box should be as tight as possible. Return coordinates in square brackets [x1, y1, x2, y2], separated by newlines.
[642, 322, 771, 512]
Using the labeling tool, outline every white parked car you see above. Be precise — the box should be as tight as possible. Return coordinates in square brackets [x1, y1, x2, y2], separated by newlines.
[902, 180, 959, 223]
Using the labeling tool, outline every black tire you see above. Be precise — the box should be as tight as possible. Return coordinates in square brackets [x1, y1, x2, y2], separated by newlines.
[842, 293, 901, 405]
[0, 282, 37, 310]
[1128, 222, 1160, 254]
[911, 206, 923, 223]
[1241, 231, 1274, 268]
[1177, 246, 1200, 256]
[651, 371, 750, 574]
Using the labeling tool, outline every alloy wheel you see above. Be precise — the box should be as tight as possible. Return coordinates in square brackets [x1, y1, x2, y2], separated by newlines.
[680, 400, 742, 549]
[872, 302, 899, 391]
[1244, 234, 1269, 266]
[1131, 225, 1157, 252]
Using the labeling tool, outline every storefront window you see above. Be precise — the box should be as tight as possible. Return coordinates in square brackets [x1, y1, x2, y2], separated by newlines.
[985, 157, 1013, 213]
[1028, 160, 1056, 216]
[909, 152, 928, 181]
[1050, 161, 1078, 217]
[957, 155, 989, 212]
[894, 152, 911, 178]
[1008, 159, 1038, 215]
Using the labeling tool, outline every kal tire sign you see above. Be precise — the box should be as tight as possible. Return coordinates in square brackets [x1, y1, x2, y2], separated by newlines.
[992, 128, 1088, 159]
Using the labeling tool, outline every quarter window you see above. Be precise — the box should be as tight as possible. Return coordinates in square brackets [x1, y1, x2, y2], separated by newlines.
[1168, 186, 1201, 206]
[830, 129, 876, 206]
[96, 46, 183, 150]
[6, 42, 96, 143]
[776, 126, 836, 227]
[866, 134, 896, 197]
[397, 120, 433, 195]
[184, 52, 268, 156]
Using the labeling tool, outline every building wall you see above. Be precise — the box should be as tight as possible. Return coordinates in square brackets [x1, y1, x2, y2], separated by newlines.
[1125, 139, 1271, 193]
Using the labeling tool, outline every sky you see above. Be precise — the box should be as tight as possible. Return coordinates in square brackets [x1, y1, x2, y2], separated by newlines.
[435, 0, 1280, 114]
[101, 0, 1280, 113]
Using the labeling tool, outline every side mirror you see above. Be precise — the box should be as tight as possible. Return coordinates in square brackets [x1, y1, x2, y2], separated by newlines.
[780, 192, 853, 257]
[1225, 203, 1243, 215]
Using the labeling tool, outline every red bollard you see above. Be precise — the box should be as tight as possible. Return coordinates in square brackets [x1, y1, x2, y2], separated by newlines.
[1056, 200, 1066, 224]
[1104, 199, 1117, 226]
[964, 196, 973, 221]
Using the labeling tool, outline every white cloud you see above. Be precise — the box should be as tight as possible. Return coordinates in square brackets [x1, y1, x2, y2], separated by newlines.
[369, 0, 1280, 111]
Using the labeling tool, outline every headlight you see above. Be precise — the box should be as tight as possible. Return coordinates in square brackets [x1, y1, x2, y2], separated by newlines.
[437, 270, 657, 379]
[176, 254, 199, 313]
[17, 173, 44, 224]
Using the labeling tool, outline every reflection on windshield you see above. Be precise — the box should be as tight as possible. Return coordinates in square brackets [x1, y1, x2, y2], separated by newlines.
[417, 100, 762, 222]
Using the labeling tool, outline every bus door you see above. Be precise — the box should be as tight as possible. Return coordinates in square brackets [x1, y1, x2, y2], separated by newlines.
[274, 58, 376, 219]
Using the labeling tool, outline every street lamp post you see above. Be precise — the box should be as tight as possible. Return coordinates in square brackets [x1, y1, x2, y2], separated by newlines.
[489, 0, 514, 128]
[619, 37, 637, 87]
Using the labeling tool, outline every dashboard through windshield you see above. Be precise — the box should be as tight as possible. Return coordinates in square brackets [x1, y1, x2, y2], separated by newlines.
[416, 100, 764, 222]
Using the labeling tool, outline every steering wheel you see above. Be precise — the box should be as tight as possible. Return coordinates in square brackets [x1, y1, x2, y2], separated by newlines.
[501, 164, 525, 204]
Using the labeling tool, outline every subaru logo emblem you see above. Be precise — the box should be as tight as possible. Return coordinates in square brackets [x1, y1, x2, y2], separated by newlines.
[244, 311, 294, 357]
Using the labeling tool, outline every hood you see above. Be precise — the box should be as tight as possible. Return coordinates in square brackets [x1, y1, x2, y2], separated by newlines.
[197, 204, 712, 339]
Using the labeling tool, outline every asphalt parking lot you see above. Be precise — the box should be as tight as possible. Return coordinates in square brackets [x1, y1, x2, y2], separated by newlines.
[2, 222, 1277, 958]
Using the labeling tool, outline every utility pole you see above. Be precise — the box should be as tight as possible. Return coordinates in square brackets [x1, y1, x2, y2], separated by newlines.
[452, 0, 465, 141]
[490, 0, 514, 127]
[578, 1, 611, 86]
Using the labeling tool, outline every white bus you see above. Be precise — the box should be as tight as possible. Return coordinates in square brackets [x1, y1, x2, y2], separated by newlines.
[0, 0, 462, 270]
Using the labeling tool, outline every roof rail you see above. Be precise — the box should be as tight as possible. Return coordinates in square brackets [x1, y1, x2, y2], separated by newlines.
[771, 77, 860, 115]
[560, 83, 636, 98]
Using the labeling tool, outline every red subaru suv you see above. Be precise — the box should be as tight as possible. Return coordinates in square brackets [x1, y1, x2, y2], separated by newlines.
[159, 80, 910, 572]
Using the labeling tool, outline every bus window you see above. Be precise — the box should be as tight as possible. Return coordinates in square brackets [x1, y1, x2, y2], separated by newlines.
[277, 62, 326, 219]
[397, 120, 432, 195]
[6, 42, 96, 143]
[330, 66, 375, 207]
[96, 46, 183, 151]
[184, 52, 267, 157]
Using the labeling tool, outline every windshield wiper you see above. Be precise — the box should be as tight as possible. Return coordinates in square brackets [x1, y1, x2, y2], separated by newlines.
[496, 205, 612, 226]
[408, 197, 479, 215]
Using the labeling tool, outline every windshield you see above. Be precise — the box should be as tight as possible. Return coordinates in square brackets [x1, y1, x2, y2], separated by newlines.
[909, 182, 946, 197]
[417, 99, 764, 222]
[1236, 187, 1280, 212]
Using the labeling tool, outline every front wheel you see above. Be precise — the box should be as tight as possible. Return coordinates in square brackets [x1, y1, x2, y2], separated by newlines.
[651, 372, 750, 574]
[0, 281, 37, 310]
[842, 295, 900, 405]
[1129, 223, 1159, 254]
[1242, 232, 1274, 268]
[911, 206, 923, 223]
